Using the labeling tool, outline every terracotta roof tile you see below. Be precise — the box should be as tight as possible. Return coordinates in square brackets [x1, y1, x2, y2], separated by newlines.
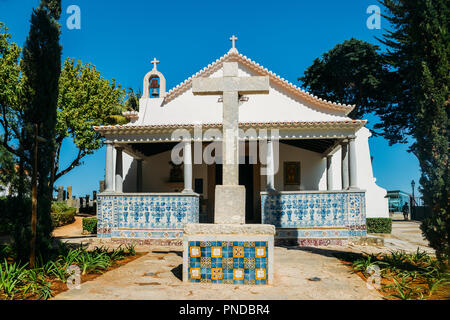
[163, 50, 356, 115]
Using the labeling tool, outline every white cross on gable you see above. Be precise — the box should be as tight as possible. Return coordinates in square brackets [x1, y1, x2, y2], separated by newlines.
[151, 58, 160, 70]
[230, 35, 238, 49]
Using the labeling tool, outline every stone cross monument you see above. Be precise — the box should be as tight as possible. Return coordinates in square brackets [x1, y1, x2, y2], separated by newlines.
[192, 59, 269, 224]
[183, 37, 275, 286]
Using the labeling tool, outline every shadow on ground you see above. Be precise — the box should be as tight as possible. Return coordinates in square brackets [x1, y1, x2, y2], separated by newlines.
[153, 250, 183, 257]
[171, 264, 183, 281]
[279, 245, 363, 261]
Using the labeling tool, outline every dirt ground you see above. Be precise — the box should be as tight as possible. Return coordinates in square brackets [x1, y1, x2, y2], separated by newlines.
[53, 216, 84, 238]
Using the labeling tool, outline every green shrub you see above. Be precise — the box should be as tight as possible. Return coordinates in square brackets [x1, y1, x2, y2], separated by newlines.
[420, 208, 449, 263]
[50, 209, 76, 228]
[51, 201, 70, 214]
[50, 201, 76, 228]
[367, 217, 392, 234]
[82, 217, 97, 234]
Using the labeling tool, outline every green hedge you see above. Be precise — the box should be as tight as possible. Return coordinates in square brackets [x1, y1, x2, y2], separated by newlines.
[82, 217, 97, 234]
[50, 201, 76, 228]
[51, 201, 72, 214]
[366, 218, 392, 234]
[51, 208, 76, 228]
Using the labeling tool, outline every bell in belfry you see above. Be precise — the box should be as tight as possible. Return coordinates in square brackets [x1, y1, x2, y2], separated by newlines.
[149, 78, 160, 97]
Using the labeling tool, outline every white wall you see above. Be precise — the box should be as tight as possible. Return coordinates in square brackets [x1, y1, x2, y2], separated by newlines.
[122, 152, 137, 192]
[119, 127, 389, 218]
[137, 63, 350, 127]
[272, 143, 327, 191]
[354, 127, 389, 218]
[122, 149, 207, 195]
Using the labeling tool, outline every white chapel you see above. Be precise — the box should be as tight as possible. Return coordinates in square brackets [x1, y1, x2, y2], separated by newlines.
[94, 36, 389, 246]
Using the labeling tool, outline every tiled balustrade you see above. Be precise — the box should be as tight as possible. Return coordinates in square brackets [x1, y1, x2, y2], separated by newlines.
[261, 191, 366, 246]
[97, 193, 199, 243]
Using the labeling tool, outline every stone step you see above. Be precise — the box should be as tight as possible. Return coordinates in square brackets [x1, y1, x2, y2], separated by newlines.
[348, 235, 384, 246]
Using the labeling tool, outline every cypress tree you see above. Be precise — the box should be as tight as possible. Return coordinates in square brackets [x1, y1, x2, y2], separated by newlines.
[14, 0, 62, 261]
[376, 0, 449, 261]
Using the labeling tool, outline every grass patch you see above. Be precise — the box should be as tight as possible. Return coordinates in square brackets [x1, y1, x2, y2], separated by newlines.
[0, 243, 139, 300]
[336, 248, 450, 300]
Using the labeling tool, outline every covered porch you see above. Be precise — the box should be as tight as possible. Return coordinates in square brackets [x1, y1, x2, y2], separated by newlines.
[95, 121, 367, 245]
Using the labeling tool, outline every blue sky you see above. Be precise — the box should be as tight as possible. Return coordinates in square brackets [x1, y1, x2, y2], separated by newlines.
[0, 0, 420, 197]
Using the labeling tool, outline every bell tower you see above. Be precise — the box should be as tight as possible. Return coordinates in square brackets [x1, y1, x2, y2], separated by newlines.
[143, 57, 166, 98]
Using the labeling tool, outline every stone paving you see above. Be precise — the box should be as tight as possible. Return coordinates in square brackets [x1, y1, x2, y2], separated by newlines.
[51, 219, 432, 300]
[53, 246, 382, 300]
[387, 221, 433, 253]
[345, 221, 433, 255]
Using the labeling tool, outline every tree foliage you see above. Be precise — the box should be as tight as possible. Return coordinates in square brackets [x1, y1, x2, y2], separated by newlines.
[124, 88, 141, 111]
[0, 23, 23, 196]
[1, 29, 129, 197]
[299, 38, 388, 119]
[376, 0, 449, 262]
[297, 1, 449, 262]
[0, 22, 25, 163]
[0, 144, 15, 195]
[52, 58, 126, 188]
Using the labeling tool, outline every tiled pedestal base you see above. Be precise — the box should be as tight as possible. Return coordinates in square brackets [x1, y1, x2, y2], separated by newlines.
[183, 224, 275, 285]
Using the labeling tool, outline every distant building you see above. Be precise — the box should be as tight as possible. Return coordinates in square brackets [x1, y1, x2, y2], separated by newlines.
[386, 190, 410, 213]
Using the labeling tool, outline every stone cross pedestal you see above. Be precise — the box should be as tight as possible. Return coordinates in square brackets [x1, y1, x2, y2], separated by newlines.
[182, 53, 275, 286]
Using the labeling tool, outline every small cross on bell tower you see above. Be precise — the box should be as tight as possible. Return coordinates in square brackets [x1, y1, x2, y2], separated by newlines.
[151, 57, 160, 70]
[229, 35, 238, 53]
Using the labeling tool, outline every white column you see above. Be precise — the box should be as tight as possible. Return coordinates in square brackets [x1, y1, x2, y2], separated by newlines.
[341, 141, 349, 190]
[105, 142, 114, 192]
[115, 147, 123, 193]
[348, 137, 358, 189]
[136, 159, 143, 192]
[183, 140, 193, 193]
[266, 139, 275, 191]
[326, 155, 333, 191]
